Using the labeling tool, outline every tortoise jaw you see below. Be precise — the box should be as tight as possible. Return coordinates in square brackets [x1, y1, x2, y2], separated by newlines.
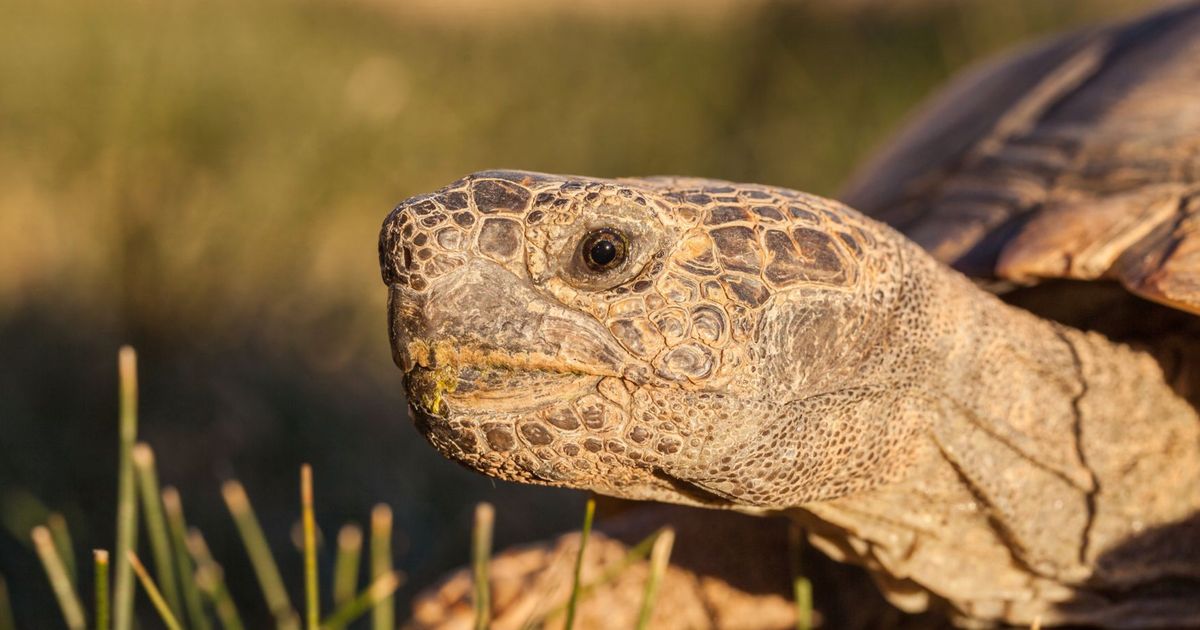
[404, 360, 605, 414]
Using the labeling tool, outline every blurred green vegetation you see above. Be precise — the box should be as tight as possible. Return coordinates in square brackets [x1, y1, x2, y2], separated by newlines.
[0, 0, 1145, 625]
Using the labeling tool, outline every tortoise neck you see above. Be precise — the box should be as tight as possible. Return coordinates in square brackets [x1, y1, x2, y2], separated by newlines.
[800, 266, 1200, 625]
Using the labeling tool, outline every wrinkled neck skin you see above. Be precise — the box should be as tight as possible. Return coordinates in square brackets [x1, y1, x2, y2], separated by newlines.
[787, 247, 1200, 627]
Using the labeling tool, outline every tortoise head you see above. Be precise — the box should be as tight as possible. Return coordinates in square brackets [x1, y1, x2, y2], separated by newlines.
[380, 171, 921, 507]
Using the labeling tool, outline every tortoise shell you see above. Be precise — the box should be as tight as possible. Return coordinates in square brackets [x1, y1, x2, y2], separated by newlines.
[841, 2, 1200, 318]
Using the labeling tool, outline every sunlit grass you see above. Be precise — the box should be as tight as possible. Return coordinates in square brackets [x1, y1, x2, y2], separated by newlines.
[471, 503, 494, 630]
[31, 526, 85, 630]
[634, 527, 674, 630]
[188, 530, 245, 630]
[331, 524, 362, 609]
[133, 444, 183, 620]
[113, 346, 139, 630]
[788, 523, 813, 630]
[93, 550, 110, 630]
[24, 347, 409, 630]
[162, 488, 211, 630]
[370, 504, 395, 630]
[23, 346, 802, 629]
[563, 498, 595, 630]
[300, 465, 318, 630]
[221, 479, 299, 629]
[128, 551, 184, 630]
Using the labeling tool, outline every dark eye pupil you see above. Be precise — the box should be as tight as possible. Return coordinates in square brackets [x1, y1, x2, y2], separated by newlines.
[589, 240, 617, 266]
[581, 228, 627, 271]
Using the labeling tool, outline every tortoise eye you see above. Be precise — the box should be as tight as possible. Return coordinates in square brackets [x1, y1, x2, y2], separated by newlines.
[580, 228, 628, 272]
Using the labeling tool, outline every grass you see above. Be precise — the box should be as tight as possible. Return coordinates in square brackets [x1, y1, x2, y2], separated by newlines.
[0, 577, 13, 630]
[331, 525, 362, 609]
[31, 526, 85, 630]
[23, 347, 416, 630]
[162, 488, 212, 630]
[93, 551, 110, 630]
[370, 505, 394, 630]
[788, 523, 813, 630]
[221, 479, 297, 628]
[113, 346, 139, 630]
[20, 345, 817, 629]
[301, 465, 318, 630]
[133, 443, 183, 619]
[634, 528, 674, 630]
[471, 503, 493, 630]
[128, 552, 184, 630]
[563, 498, 595, 630]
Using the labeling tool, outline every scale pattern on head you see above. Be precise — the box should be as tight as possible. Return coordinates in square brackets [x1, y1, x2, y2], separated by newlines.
[380, 170, 921, 507]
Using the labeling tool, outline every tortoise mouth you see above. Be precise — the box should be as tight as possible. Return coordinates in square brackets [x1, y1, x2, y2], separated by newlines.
[405, 363, 603, 413]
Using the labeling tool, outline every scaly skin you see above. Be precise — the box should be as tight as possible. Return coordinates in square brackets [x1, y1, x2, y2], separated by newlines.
[379, 171, 1200, 627]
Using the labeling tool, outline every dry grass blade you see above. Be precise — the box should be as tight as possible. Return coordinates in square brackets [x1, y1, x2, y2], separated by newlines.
[301, 465, 319, 630]
[32, 525, 86, 630]
[370, 504, 394, 630]
[133, 443, 183, 619]
[163, 487, 212, 630]
[1031, 616, 1043, 630]
[222, 480, 298, 628]
[95, 550, 110, 630]
[332, 524, 362, 607]
[113, 345, 140, 630]
[563, 498, 596, 630]
[471, 503, 494, 630]
[634, 528, 674, 630]
[47, 513, 76, 583]
[188, 529, 245, 630]
[320, 571, 404, 630]
[0, 574, 18, 630]
[128, 552, 184, 630]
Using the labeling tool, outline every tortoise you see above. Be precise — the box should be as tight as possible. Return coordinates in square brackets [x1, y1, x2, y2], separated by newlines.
[378, 2, 1200, 627]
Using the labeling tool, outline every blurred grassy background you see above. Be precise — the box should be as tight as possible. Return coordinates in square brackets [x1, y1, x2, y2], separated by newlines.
[0, 0, 1150, 625]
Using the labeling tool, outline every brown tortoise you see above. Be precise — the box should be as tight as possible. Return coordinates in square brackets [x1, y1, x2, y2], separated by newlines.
[379, 3, 1200, 628]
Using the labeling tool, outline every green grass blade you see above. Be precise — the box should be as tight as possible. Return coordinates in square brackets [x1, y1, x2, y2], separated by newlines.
[793, 576, 813, 630]
[163, 487, 212, 630]
[634, 528, 674, 630]
[562, 498, 595, 630]
[32, 525, 86, 630]
[95, 550, 110, 630]
[132, 443, 183, 619]
[471, 503, 493, 630]
[222, 480, 297, 628]
[128, 552, 184, 630]
[113, 346, 140, 630]
[369, 505, 393, 630]
[788, 522, 812, 630]
[47, 513, 76, 584]
[319, 571, 402, 630]
[518, 524, 664, 630]
[0, 574, 17, 630]
[331, 525, 362, 608]
[301, 465, 319, 630]
[187, 530, 245, 630]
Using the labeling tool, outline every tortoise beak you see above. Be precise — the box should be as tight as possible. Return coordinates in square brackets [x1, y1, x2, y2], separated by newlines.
[387, 258, 629, 390]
